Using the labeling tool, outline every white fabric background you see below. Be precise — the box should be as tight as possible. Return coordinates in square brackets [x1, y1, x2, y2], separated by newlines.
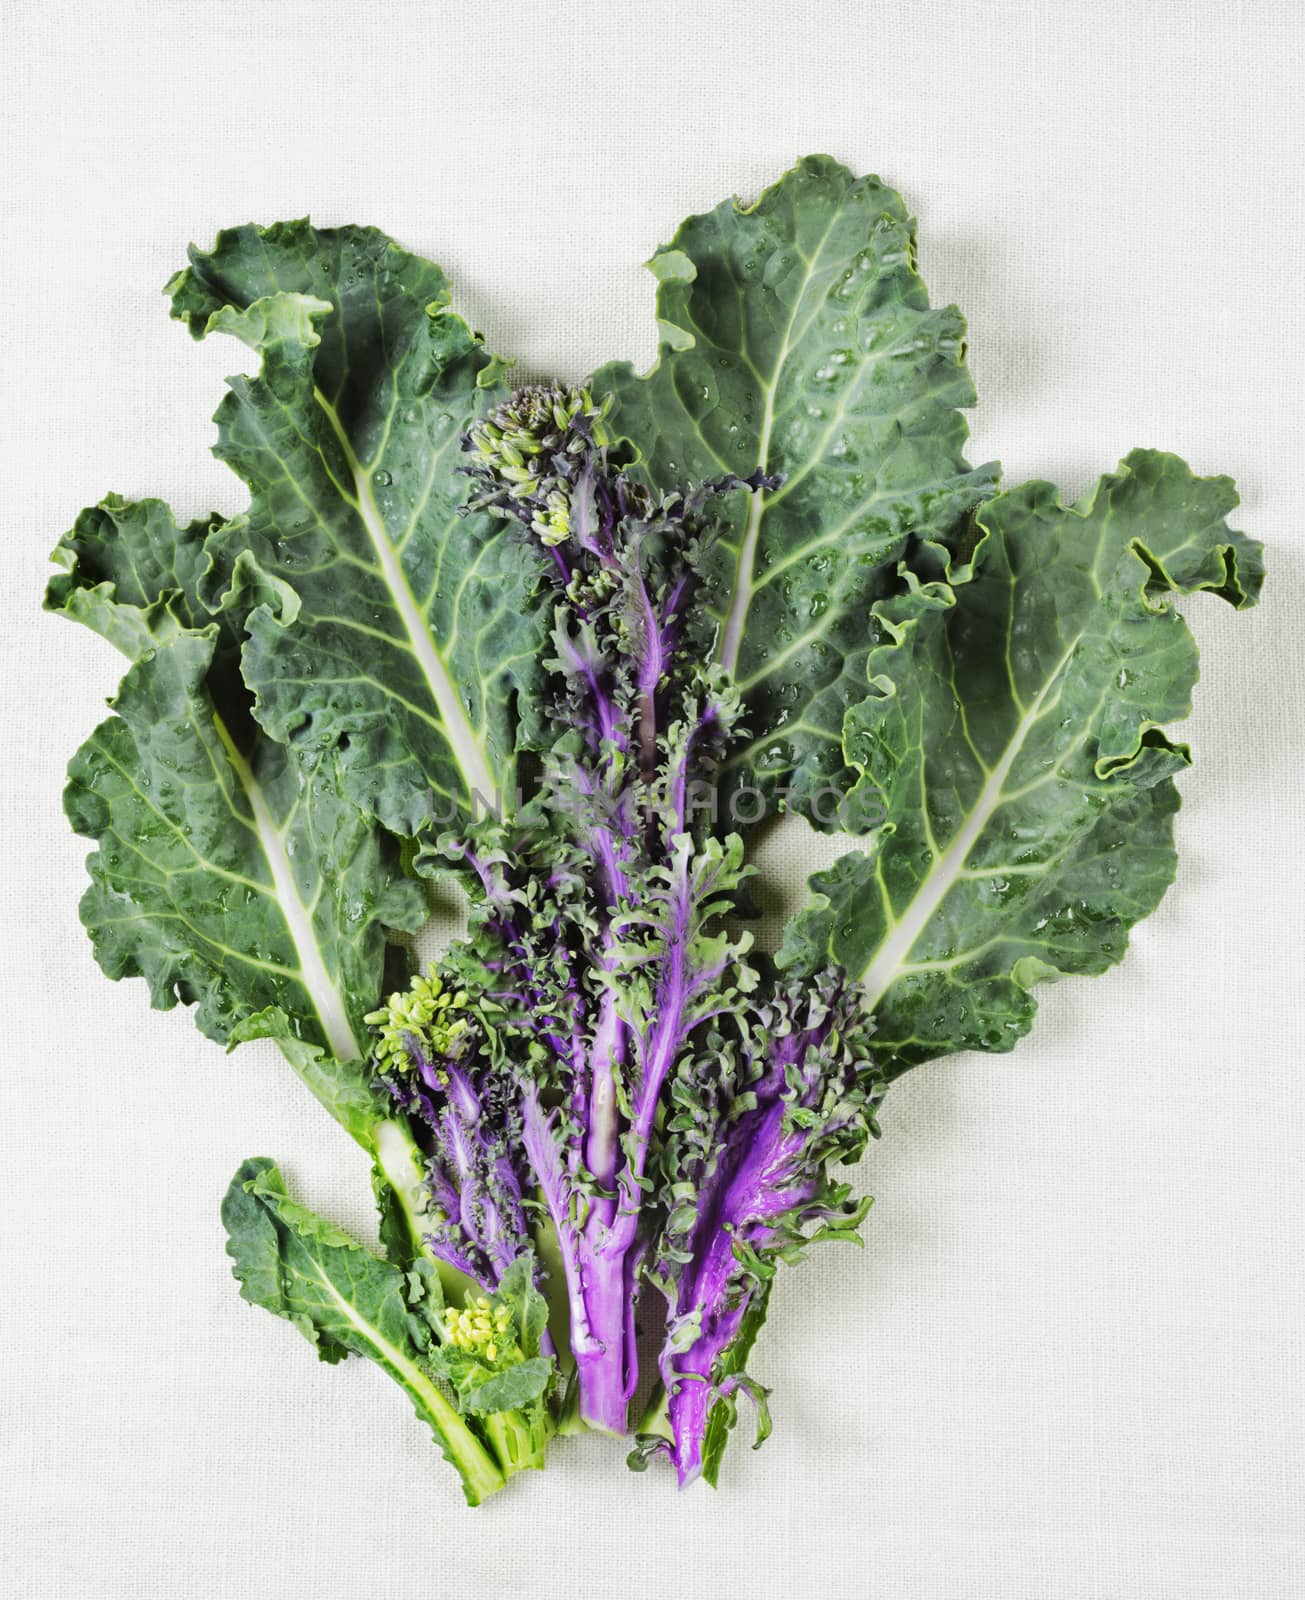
[3, 2, 1302, 1595]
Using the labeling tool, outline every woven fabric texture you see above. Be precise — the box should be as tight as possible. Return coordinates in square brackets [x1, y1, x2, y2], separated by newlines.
[3, 2, 1302, 1595]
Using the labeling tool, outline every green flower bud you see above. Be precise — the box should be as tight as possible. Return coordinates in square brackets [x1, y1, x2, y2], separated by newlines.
[465, 384, 609, 500]
[365, 969, 471, 1079]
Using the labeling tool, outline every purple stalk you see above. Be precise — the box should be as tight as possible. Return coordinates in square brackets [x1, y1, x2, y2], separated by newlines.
[454, 390, 777, 1440]
[380, 1035, 535, 1295]
[564, 692, 735, 1431]
[655, 984, 877, 1484]
[662, 1094, 816, 1483]
[568, 838, 740, 1430]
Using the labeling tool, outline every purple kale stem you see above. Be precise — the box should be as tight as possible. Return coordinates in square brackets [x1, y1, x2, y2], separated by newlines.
[669, 698, 722, 838]
[392, 1032, 535, 1293]
[573, 911, 637, 1426]
[570, 679, 729, 1429]
[556, 631, 623, 750]
[662, 1095, 806, 1483]
[659, 989, 873, 1484]
[546, 543, 571, 585]
[584, 971, 624, 1228]
[519, 1082, 606, 1379]
[637, 836, 733, 1143]
[580, 796, 635, 1234]
[554, 733, 716, 1432]
[508, 854, 637, 1430]
[630, 561, 666, 784]
[600, 847, 722, 1261]
[455, 390, 772, 1438]
[562, 765, 632, 1245]
[572, 1251, 636, 1432]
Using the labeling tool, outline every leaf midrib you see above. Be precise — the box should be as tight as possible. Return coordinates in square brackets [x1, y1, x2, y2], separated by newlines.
[857, 640, 1078, 1009]
[213, 716, 361, 1061]
[312, 389, 499, 807]
[299, 1249, 503, 1501]
[715, 209, 842, 675]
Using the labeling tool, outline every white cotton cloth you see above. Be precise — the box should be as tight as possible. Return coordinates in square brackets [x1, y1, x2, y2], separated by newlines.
[2, 3, 1302, 1595]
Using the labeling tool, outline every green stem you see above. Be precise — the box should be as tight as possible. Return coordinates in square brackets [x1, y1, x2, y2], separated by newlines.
[556, 1374, 590, 1437]
[637, 1383, 672, 1441]
[485, 1407, 551, 1477]
[369, 1116, 480, 1302]
[534, 1211, 575, 1374]
[270, 1037, 550, 1490]
[310, 1253, 504, 1506]
[269, 1033, 479, 1302]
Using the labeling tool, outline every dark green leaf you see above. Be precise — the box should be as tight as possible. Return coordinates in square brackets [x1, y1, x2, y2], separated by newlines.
[594, 156, 997, 817]
[221, 1157, 504, 1505]
[64, 629, 423, 1057]
[50, 493, 426, 1058]
[700, 1281, 773, 1489]
[780, 450, 1265, 1073]
[46, 494, 225, 659]
[168, 221, 546, 833]
[460, 1357, 553, 1417]
[493, 1254, 551, 1358]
